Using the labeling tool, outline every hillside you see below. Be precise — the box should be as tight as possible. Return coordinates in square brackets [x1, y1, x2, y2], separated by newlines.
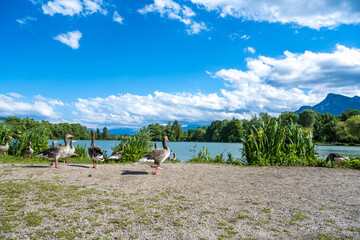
[295, 93, 360, 115]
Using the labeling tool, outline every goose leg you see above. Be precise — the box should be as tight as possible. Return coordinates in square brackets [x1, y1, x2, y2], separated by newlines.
[55, 158, 61, 168]
[50, 160, 54, 167]
[153, 166, 161, 175]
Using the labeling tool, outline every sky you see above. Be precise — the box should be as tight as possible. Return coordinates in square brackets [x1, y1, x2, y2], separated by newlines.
[1, 0, 360, 129]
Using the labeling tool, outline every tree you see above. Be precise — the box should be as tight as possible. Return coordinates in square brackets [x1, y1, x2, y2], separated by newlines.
[339, 109, 360, 121]
[147, 123, 164, 141]
[298, 110, 317, 129]
[171, 120, 185, 141]
[320, 119, 339, 143]
[279, 111, 299, 125]
[344, 115, 360, 142]
[102, 127, 108, 140]
[96, 128, 101, 140]
[205, 120, 227, 142]
[220, 118, 244, 142]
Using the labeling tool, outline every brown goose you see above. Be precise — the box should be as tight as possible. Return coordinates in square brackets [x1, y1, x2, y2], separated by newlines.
[88, 130, 103, 168]
[0, 136, 14, 155]
[35, 134, 73, 168]
[134, 136, 170, 175]
[21, 141, 34, 160]
[326, 153, 345, 167]
[108, 144, 126, 160]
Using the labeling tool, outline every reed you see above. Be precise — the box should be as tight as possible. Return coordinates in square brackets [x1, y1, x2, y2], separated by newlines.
[241, 119, 317, 166]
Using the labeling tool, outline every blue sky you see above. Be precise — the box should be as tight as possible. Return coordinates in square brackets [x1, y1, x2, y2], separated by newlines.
[1, 0, 360, 129]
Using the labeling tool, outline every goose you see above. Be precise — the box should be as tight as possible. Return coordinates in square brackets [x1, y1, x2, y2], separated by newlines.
[35, 134, 73, 168]
[21, 141, 34, 160]
[0, 136, 14, 156]
[326, 153, 346, 167]
[88, 130, 103, 168]
[108, 144, 126, 160]
[134, 136, 170, 175]
[65, 140, 78, 163]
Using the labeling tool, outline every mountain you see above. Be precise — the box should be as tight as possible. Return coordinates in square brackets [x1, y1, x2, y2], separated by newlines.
[108, 128, 138, 135]
[294, 93, 360, 116]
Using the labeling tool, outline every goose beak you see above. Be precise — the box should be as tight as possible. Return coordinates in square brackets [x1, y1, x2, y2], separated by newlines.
[10, 137, 14, 140]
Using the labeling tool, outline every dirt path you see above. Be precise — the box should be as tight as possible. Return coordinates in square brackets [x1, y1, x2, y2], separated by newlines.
[0, 163, 359, 239]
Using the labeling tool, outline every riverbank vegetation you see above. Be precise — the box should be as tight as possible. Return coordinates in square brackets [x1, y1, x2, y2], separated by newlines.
[1, 109, 360, 169]
[145, 109, 360, 145]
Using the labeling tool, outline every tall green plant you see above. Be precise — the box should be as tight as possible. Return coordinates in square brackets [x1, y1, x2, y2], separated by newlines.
[242, 119, 316, 166]
[108, 129, 153, 163]
[10, 126, 51, 156]
[75, 143, 89, 159]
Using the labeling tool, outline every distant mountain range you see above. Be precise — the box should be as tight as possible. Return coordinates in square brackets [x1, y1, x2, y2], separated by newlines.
[294, 93, 360, 116]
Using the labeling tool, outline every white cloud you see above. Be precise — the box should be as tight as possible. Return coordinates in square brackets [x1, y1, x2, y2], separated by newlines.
[7, 93, 24, 98]
[42, 0, 106, 16]
[211, 44, 360, 114]
[113, 11, 124, 24]
[245, 47, 256, 54]
[34, 95, 65, 106]
[70, 45, 360, 128]
[241, 34, 250, 40]
[16, 16, 37, 24]
[139, 0, 207, 35]
[74, 92, 245, 128]
[190, 0, 360, 29]
[54, 30, 82, 49]
[0, 94, 60, 119]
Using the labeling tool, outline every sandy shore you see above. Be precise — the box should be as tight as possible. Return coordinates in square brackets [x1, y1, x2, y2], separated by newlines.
[0, 163, 359, 239]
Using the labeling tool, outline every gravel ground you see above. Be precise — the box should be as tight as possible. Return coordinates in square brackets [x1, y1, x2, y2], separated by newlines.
[0, 162, 359, 239]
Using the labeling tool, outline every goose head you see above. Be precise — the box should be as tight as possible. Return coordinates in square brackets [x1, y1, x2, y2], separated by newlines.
[5, 136, 14, 140]
[65, 134, 74, 139]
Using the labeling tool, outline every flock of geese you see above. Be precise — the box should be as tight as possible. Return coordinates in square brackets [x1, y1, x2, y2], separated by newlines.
[0, 130, 171, 175]
[0, 132, 347, 172]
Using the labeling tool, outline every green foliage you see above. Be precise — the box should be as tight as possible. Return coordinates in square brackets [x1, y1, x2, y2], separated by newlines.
[220, 118, 244, 142]
[0, 121, 13, 144]
[75, 143, 89, 159]
[298, 109, 317, 129]
[10, 126, 51, 156]
[339, 109, 360, 121]
[3, 116, 119, 140]
[188, 147, 242, 165]
[108, 129, 152, 163]
[279, 111, 299, 126]
[341, 159, 360, 170]
[242, 118, 316, 166]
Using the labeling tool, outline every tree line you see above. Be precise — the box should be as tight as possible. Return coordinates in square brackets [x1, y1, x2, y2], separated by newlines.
[145, 109, 360, 144]
[2, 108, 360, 144]
[2, 117, 121, 140]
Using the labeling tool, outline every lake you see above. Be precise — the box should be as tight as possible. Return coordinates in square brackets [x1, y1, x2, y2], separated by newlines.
[49, 140, 360, 161]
